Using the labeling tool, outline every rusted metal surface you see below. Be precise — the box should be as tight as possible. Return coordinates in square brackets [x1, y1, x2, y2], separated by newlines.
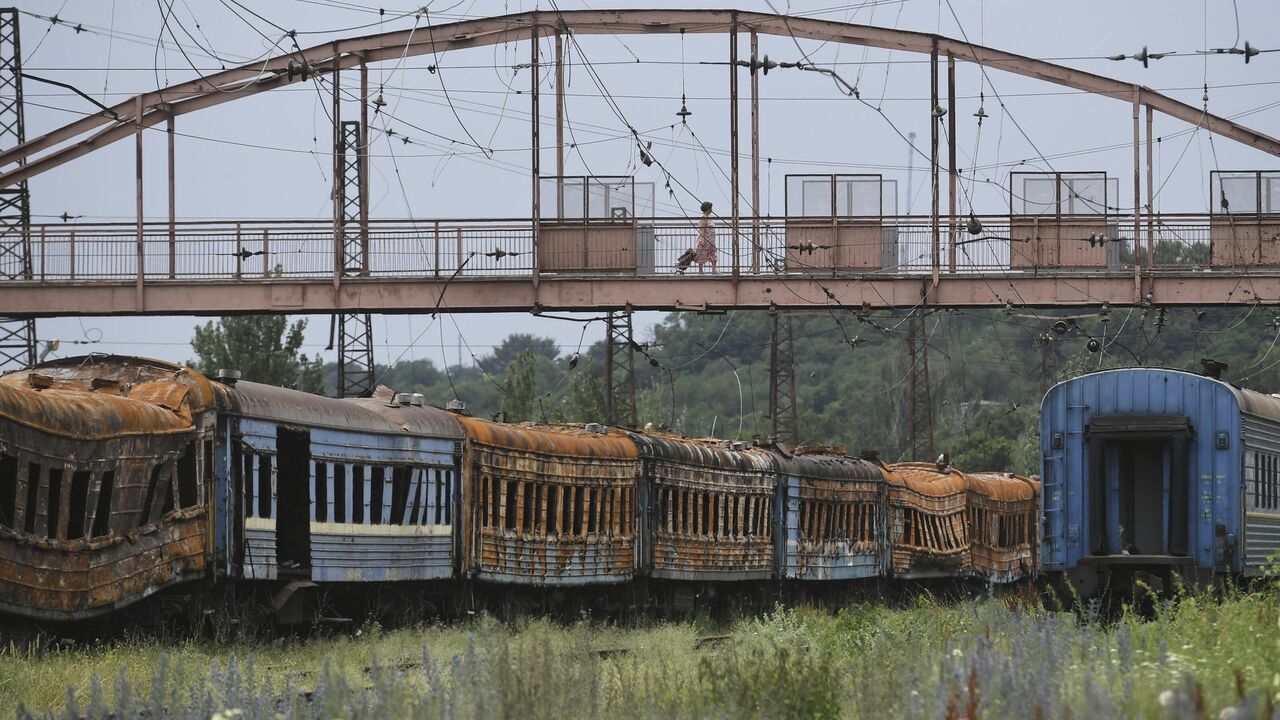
[456, 417, 639, 585]
[883, 462, 970, 578]
[0, 355, 216, 619]
[228, 381, 463, 438]
[966, 472, 1039, 583]
[770, 447, 886, 581]
[629, 432, 776, 581]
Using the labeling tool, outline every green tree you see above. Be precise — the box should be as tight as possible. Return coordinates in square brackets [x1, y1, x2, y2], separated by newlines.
[500, 349, 538, 422]
[562, 356, 605, 423]
[190, 315, 326, 393]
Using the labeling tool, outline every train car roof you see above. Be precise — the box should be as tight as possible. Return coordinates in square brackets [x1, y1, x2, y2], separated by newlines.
[2, 353, 222, 416]
[1045, 366, 1280, 423]
[884, 462, 968, 496]
[625, 431, 776, 472]
[455, 416, 638, 458]
[767, 445, 883, 482]
[966, 472, 1037, 501]
[229, 380, 464, 438]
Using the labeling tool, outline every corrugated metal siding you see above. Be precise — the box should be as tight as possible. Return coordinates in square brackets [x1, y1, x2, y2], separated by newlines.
[243, 518, 276, 580]
[1040, 369, 1241, 574]
[309, 524, 451, 582]
[1240, 414, 1280, 574]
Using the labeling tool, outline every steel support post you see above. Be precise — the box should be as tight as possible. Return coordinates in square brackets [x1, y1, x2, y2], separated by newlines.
[929, 39, 940, 286]
[335, 120, 374, 398]
[1152, 103, 1162, 266]
[531, 23, 541, 287]
[1132, 86, 1141, 299]
[359, 58, 370, 272]
[167, 113, 175, 279]
[768, 312, 798, 445]
[905, 309, 934, 461]
[729, 13, 740, 282]
[750, 30, 760, 274]
[947, 54, 957, 273]
[331, 62, 342, 291]
[134, 94, 144, 310]
[603, 310, 637, 428]
[0, 8, 34, 370]
[555, 30, 564, 219]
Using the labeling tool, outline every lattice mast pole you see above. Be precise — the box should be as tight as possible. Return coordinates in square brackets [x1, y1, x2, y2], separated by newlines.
[768, 311, 798, 445]
[905, 310, 934, 460]
[603, 311, 637, 428]
[0, 8, 35, 371]
[334, 117, 374, 397]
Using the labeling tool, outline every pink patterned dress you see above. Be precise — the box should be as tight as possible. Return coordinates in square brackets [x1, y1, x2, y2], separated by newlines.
[694, 215, 717, 265]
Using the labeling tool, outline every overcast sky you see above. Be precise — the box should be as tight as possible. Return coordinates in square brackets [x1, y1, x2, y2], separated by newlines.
[15, 0, 1280, 372]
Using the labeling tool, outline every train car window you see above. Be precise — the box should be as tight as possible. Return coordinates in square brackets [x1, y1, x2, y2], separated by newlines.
[569, 486, 582, 537]
[46, 469, 63, 539]
[91, 470, 114, 538]
[390, 466, 410, 525]
[177, 443, 197, 509]
[203, 441, 213, 507]
[0, 453, 15, 529]
[543, 484, 557, 535]
[488, 474, 500, 528]
[368, 466, 385, 525]
[66, 470, 92, 540]
[256, 454, 273, 519]
[440, 470, 451, 525]
[351, 465, 365, 524]
[161, 463, 176, 516]
[502, 479, 516, 531]
[408, 468, 423, 525]
[524, 482, 537, 534]
[240, 448, 253, 517]
[140, 462, 164, 526]
[24, 462, 41, 534]
[333, 464, 347, 523]
[314, 462, 328, 522]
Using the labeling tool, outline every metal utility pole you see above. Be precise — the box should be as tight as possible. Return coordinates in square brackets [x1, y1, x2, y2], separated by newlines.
[603, 311, 637, 428]
[768, 312, 798, 445]
[905, 310, 934, 460]
[0, 8, 33, 371]
[1038, 335, 1058, 393]
[334, 120, 374, 397]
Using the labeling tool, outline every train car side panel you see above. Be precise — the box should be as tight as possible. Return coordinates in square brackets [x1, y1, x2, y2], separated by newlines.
[771, 451, 886, 581]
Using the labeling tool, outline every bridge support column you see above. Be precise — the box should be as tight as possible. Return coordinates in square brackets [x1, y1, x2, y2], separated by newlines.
[1132, 86, 1142, 302]
[333, 115, 374, 398]
[905, 309, 934, 461]
[604, 311, 637, 429]
[0, 8, 35, 370]
[768, 311, 798, 445]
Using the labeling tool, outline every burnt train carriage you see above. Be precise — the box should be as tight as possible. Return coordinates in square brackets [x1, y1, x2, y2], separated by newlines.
[883, 463, 971, 578]
[1041, 368, 1280, 596]
[966, 472, 1039, 583]
[454, 418, 639, 585]
[629, 433, 777, 583]
[0, 356, 220, 620]
[223, 382, 463, 585]
[772, 448, 886, 581]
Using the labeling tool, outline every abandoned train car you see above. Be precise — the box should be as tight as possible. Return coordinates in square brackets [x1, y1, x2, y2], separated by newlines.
[0, 356, 221, 620]
[1040, 367, 1280, 597]
[0, 354, 1042, 623]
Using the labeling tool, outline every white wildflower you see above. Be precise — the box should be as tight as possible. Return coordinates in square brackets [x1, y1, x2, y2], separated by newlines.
[1157, 690, 1175, 707]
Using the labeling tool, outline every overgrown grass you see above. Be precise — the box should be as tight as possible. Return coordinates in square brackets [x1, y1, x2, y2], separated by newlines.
[2, 587, 1278, 719]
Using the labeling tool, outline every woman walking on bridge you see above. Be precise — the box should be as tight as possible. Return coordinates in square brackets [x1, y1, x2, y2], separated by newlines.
[694, 201, 717, 273]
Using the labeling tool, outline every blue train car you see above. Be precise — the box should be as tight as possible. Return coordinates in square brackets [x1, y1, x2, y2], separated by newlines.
[220, 382, 463, 585]
[1040, 367, 1280, 596]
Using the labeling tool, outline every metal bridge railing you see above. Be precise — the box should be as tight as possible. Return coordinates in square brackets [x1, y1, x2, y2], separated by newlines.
[13, 214, 1239, 284]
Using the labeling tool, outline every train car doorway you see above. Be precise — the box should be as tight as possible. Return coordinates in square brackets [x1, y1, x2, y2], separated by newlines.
[1116, 441, 1165, 555]
[276, 427, 312, 573]
[1087, 415, 1191, 558]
